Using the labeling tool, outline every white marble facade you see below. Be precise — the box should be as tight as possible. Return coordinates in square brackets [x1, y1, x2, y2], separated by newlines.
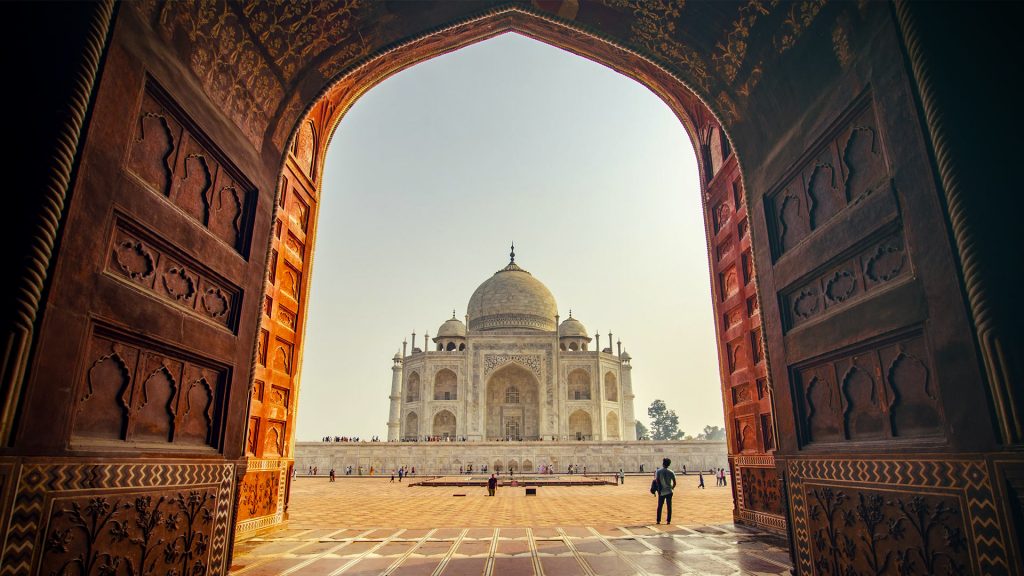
[296, 440, 728, 476]
[388, 249, 637, 442]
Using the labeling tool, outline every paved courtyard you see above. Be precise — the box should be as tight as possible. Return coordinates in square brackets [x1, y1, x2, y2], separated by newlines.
[230, 476, 792, 575]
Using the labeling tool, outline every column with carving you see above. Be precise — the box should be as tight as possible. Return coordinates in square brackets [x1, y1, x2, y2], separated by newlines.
[387, 353, 403, 441]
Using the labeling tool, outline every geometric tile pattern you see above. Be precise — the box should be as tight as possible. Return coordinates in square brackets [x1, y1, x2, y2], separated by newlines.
[230, 476, 791, 574]
[787, 457, 1010, 576]
[282, 476, 736, 529]
[231, 524, 792, 575]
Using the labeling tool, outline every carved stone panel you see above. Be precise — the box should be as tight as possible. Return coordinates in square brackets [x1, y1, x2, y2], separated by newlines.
[108, 218, 241, 331]
[788, 459, 1011, 576]
[236, 470, 280, 522]
[73, 328, 226, 449]
[272, 338, 293, 375]
[1, 463, 232, 576]
[257, 329, 269, 367]
[127, 82, 254, 253]
[794, 333, 944, 447]
[740, 467, 783, 515]
[783, 232, 910, 330]
[39, 488, 219, 576]
[720, 265, 739, 301]
[769, 94, 888, 258]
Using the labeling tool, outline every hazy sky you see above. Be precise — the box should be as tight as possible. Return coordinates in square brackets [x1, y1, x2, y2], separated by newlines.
[296, 33, 723, 441]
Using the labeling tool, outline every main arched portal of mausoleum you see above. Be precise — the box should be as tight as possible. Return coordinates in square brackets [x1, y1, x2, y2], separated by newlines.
[486, 363, 540, 440]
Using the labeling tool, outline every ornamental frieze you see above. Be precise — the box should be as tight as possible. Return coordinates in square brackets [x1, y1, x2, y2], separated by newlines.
[483, 354, 542, 380]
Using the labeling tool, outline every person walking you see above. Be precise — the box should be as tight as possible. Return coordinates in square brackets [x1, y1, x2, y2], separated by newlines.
[398, 467, 404, 482]
[618, 469, 625, 485]
[654, 458, 677, 525]
[722, 468, 728, 487]
[487, 474, 498, 497]
[390, 470, 395, 483]
[698, 472, 705, 489]
[329, 468, 336, 482]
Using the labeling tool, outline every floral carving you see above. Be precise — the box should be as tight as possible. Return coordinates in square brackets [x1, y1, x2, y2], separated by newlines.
[866, 243, 905, 282]
[825, 270, 856, 303]
[114, 241, 155, 280]
[162, 267, 195, 301]
[40, 491, 216, 576]
[794, 288, 820, 319]
[808, 487, 967, 576]
[237, 471, 279, 521]
[483, 354, 542, 380]
[201, 287, 229, 319]
[740, 467, 783, 515]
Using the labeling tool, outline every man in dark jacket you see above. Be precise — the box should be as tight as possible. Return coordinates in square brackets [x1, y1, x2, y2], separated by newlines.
[655, 458, 677, 524]
[487, 474, 498, 497]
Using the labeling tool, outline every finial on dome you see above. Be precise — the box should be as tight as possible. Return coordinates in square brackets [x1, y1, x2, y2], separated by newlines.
[452, 309, 456, 319]
[568, 309, 573, 319]
[510, 242, 515, 263]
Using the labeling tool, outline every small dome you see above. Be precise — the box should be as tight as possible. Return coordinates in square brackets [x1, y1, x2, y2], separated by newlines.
[467, 248, 557, 332]
[437, 316, 467, 338]
[558, 316, 589, 338]
[621, 351, 632, 361]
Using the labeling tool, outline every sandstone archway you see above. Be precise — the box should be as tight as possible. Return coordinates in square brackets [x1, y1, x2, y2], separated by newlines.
[10, 3, 1013, 573]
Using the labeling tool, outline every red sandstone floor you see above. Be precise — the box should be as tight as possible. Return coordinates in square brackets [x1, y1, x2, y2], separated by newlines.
[230, 477, 791, 575]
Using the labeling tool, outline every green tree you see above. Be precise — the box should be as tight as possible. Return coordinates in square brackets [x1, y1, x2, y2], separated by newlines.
[635, 420, 649, 440]
[696, 424, 725, 441]
[647, 399, 684, 440]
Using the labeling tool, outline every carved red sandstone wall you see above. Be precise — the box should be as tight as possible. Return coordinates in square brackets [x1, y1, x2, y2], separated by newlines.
[2, 2, 1021, 574]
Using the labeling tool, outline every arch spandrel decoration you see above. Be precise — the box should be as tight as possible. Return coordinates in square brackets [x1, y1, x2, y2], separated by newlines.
[482, 354, 542, 381]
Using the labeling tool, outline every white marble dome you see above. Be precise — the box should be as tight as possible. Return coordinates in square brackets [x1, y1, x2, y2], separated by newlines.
[558, 316, 589, 338]
[436, 316, 467, 338]
[467, 260, 557, 332]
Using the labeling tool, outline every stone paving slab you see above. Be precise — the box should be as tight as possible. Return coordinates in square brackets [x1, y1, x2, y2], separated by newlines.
[231, 477, 791, 575]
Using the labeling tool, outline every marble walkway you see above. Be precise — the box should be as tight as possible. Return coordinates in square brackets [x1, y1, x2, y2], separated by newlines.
[230, 477, 792, 575]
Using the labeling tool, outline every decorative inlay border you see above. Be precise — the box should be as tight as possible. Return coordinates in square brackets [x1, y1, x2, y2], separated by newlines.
[0, 461, 233, 576]
[787, 457, 1009, 575]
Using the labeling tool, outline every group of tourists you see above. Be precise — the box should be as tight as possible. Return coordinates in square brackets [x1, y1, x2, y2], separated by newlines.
[389, 466, 415, 482]
[321, 435, 382, 442]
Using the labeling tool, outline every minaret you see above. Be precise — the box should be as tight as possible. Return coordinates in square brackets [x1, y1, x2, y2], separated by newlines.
[620, 350, 637, 440]
[387, 352, 403, 441]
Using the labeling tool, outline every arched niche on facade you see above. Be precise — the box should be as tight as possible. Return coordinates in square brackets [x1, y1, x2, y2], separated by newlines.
[605, 372, 618, 401]
[569, 409, 592, 440]
[434, 368, 457, 400]
[433, 409, 456, 438]
[606, 411, 620, 439]
[406, 372, 420, 402]
[568, 369, 591, 400]
[404, 412, 418, 440]
[485, 363, 539, 440]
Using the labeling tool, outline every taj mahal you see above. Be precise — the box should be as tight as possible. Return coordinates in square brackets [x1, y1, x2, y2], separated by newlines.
[294, 247, 727, 476]
[387, 246, 637, 443]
